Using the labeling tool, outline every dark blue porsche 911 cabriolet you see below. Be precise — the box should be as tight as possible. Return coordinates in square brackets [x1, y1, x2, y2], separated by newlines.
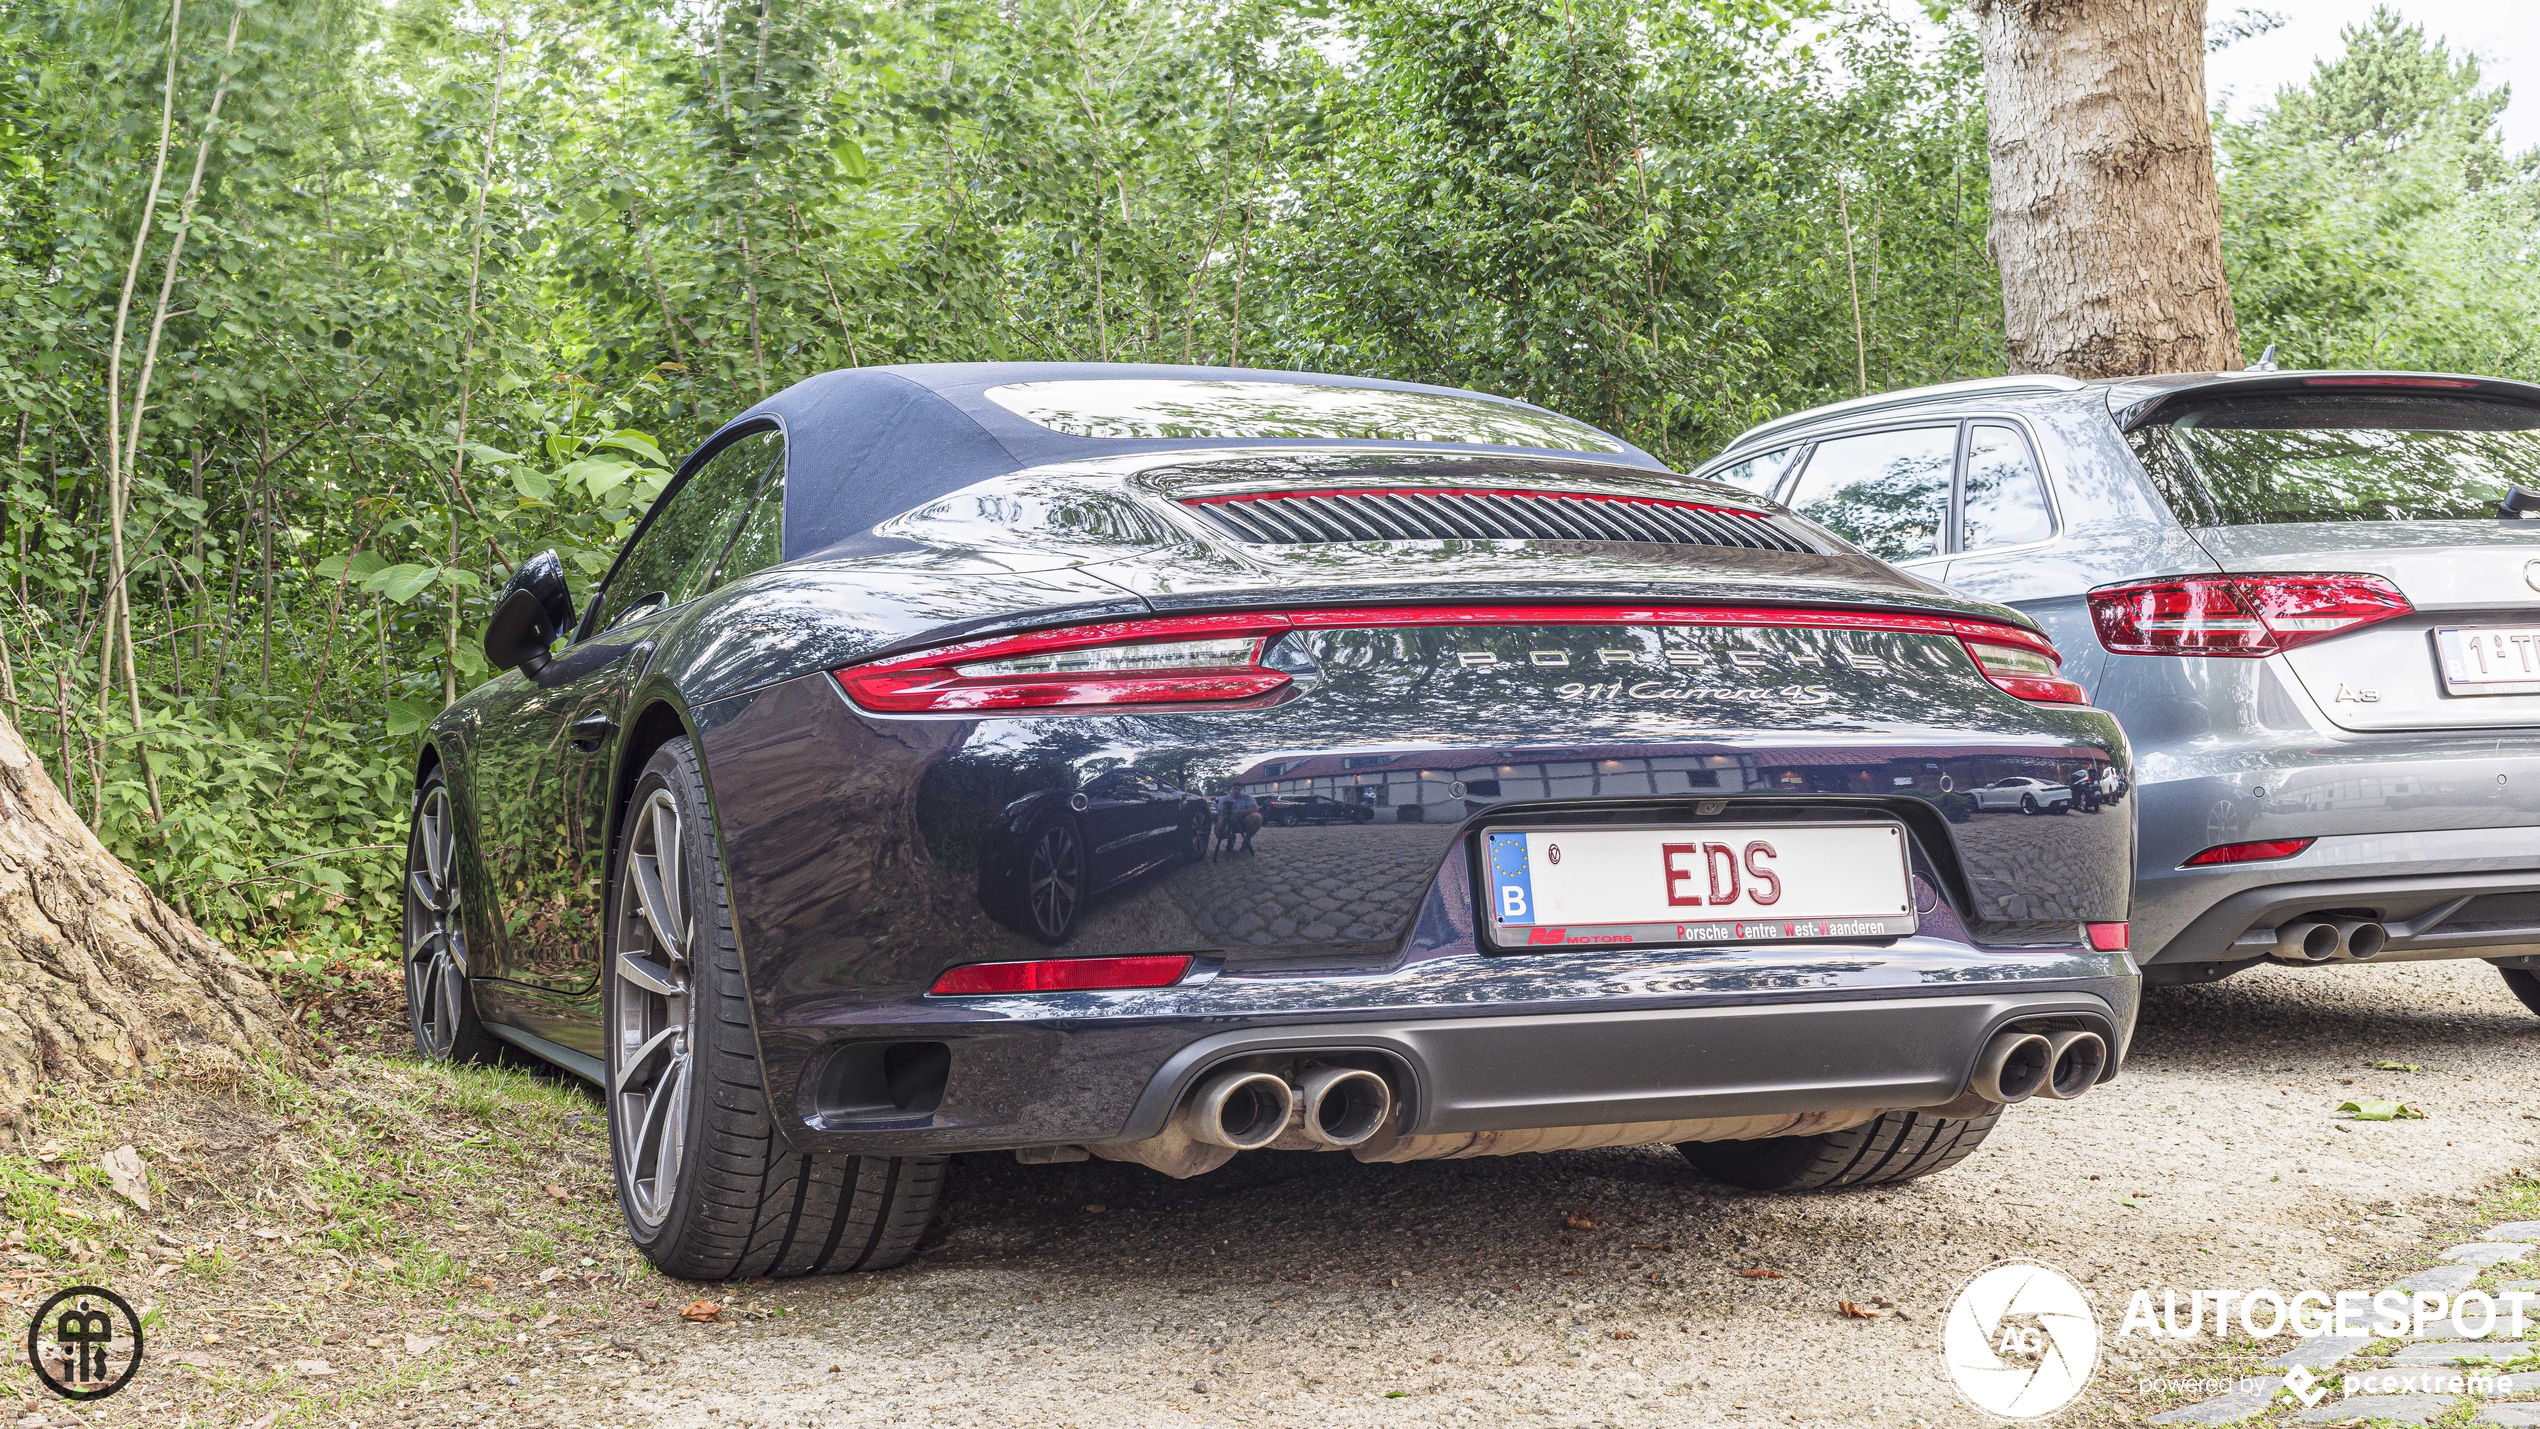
[409, 363, 2138, 1280]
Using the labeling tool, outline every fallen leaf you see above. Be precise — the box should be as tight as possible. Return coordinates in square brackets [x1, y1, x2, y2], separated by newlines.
[1609, 1328, 1638, 1340]
[32, 1141, 60, 1164]
[402, 1334, 443, 1356]
[537, 1266, 564, 1283]
[251, 1227, 283, 1241]
[1564, 1211, 1600, 1230]
[1082, 1204, 1107, 1214]
[543, 1184, 571, 1203]
[1738, 1268, 1785, 1280]
[292, 1358, 336, 1376]
[150, 1263, 177, 1280]
[2340, 1100, 2426, 1121]
[2366, 1059, 2422, 1072]
[679, 1299, 723, 1323]
[1838, 1301, 1885, 1319]
[532, 1313, 559, 1330]
[98, 1145, 150, 1212]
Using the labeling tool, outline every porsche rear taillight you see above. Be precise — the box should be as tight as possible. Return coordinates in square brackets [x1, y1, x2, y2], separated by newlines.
[2087, 574, 2412, 657]
[1961, 638, 2088, 705]
[834, 603, 2081, 713]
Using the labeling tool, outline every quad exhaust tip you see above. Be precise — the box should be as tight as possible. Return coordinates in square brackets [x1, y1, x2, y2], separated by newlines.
[2035, 1029, 2108, 1100]
[1298, 1066, 1394, 1149]
[1185, 1070, 1294, 1151]
[1970, 1031, 2054, 1104]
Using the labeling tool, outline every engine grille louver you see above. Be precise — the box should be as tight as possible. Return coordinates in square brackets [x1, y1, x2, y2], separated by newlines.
[1180, 488, 1817, 554]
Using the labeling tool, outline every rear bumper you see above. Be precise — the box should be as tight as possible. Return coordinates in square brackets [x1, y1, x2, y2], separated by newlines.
[757, 938, 2137, 1156]
[2142, 825, 2540, 966]
[1113, 989, 2129, 1142]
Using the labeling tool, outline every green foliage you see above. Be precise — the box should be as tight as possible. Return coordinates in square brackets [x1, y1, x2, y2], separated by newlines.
[0, 0, 2019, 962]
[2220, 6, 2540, 374]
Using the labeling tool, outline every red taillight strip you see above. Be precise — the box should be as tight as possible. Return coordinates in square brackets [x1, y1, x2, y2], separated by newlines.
[929, 955, 1192, 995]
[1181, 487, 1775, 519]
[2182, 837, 2316, 868]
[842, 602, 2063, 679]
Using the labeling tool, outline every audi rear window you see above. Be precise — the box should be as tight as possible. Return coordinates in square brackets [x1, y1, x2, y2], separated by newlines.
[2124, 392, 2540, 525]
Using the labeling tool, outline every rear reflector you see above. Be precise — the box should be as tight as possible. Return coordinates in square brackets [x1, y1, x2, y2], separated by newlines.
[2087, 574, 2411, 657]
[928, 955, 1192, 995]
[2085, 922, 2129, 952]
[1961, 638, 2088, 705]
[837, 603, 2073, 714]
[2182, 837, 2316, 868]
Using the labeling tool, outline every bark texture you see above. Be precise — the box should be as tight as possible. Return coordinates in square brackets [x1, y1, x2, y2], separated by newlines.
[1973, 0, 2243, 376]
[0, 715, 294, 1108]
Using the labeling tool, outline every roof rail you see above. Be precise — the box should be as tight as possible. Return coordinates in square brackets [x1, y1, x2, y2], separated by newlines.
[1716, 375, 2091, 457]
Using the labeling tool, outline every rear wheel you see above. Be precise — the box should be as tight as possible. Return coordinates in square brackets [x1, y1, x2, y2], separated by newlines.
[1021, 816, 1085, 943]
[1676, 1107, 2002, 1192]
[2501, 967, 2540, 1017]
[606, 737, 946, 1280]
[2019, 794, 2039, 815]
[404, 771, 499, 1064]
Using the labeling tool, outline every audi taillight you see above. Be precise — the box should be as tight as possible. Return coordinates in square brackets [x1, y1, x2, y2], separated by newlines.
[1961, 638, 2088, 705]
[834, 603, 2081, 713]
[2088, 574, 2411, 657]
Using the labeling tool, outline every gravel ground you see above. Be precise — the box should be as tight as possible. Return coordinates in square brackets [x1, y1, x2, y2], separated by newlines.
[618, 958, 2540, 1429]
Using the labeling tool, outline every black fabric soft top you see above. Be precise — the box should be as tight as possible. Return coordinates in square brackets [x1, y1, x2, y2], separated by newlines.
[689, 363, 1664, 561]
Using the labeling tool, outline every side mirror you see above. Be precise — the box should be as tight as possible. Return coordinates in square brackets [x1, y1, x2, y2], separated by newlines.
[484, 549, 575, 678]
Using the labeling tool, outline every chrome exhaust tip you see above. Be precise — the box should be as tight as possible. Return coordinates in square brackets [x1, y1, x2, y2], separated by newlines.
[1970, 1031, 2054, 1104]
[2334, 919, 2388, 961]
[2035, 1030, 2108, 1100]
[2273, 920, 2339, 963]
[1297, 1067, 1394, 1148]
[1184, 1070, 1295, 1150]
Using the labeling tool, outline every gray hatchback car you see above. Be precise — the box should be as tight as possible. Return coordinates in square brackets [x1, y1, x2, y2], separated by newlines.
[1696, 370, 2540, 1011]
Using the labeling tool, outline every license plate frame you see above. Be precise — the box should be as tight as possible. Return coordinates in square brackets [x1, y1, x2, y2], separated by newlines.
[2434, 626, 2540, 697]
[1478, 821, 1918, 951]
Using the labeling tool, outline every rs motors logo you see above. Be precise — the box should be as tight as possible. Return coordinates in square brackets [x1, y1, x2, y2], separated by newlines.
[1942, 1260, 2100, 1418]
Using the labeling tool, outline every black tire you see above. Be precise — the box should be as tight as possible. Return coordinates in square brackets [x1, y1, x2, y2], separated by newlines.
[2501, 967, 2540, 1017]
[2019, 794, 2038, 815]
[605, 738, 946, 1280]
[403, 769, 501, 1065]
[1675, 1107, 2003, 1192]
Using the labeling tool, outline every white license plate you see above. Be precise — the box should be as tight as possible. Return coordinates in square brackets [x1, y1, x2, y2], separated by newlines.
[2435, 627, 2540, 696]
[1481, 823, 1916, 950]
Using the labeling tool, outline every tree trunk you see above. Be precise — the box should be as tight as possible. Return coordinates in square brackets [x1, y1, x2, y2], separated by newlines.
[0, 712, 293, 1108]
[1971, 0, 2243, 377]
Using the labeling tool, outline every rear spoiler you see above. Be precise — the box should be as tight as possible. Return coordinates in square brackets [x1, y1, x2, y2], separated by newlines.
[2107, 371, 2540, 432]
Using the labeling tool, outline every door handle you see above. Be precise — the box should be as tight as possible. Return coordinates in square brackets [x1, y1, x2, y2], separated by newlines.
[568, 713, 617, 753]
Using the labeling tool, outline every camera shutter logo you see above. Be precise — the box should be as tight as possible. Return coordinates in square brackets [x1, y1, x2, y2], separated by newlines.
[1941, 1260, 2098, 1419]
[27, 1285, 144, 1402]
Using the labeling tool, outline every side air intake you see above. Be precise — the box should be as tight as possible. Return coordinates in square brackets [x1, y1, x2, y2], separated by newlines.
[1180, 488, 1818, 554]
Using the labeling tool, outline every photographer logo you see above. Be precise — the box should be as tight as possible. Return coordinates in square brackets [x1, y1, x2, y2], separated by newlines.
[1942, 1260, 2099, 1418]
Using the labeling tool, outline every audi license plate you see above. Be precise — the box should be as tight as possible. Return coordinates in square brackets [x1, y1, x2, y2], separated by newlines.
[1482, 823, 1917, 950]
[2435, 626, 2540, 696]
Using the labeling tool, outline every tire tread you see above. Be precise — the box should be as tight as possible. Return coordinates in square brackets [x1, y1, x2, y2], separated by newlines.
[1677, 1107, 2001, 1192]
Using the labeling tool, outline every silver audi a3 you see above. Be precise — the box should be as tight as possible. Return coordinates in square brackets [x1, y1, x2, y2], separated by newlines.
[1696, 369, 2540, 1011]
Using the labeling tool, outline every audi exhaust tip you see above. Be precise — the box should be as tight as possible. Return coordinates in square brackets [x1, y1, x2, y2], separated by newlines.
[1183, 1070, 1295, 1150]
[2333, 919, 2388, 961]
[2272, 920, 2340, 963]
[1970, 1031, 2054, 1104]
[1297, 1067, 1394, 1149]
[2035, 1030, 2108, 1101]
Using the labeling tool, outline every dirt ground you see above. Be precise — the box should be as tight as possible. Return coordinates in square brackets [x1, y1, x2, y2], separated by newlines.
[7, 956, 2540, 1429]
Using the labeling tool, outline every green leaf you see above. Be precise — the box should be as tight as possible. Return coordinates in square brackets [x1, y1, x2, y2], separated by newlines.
[591, 430, 668, 466]
[385, 699, 436, 738]
[512, 468, 554, 500]
[831, 137, 872, 180]
[561, 456, 635, 497]
[363, 564, 439, 603]
[2339, 1100, 2423, 1121]
[466, 442, 521, 466]
[2365, 1059, 2421, 1072]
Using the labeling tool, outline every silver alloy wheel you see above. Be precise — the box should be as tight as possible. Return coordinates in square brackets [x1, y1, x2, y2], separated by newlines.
[613, 788, 695, 1233]
[404, 785, 467, 1058]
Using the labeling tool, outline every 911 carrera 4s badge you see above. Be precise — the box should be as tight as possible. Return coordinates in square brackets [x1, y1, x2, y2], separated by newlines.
[1482, 824, 1917, 950]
